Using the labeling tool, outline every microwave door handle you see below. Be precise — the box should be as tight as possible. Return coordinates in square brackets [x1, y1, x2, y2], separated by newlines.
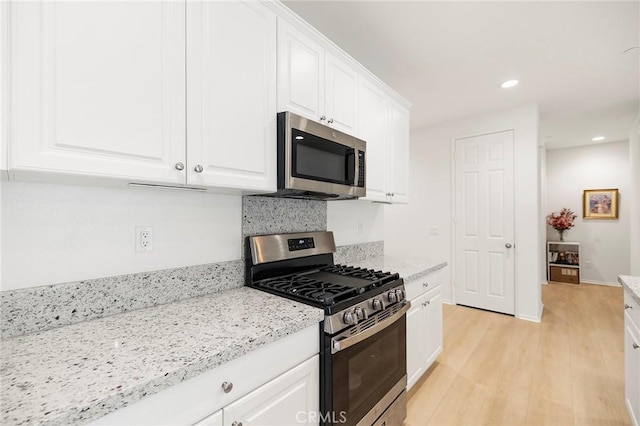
[331, 301, 411, 354]
[346, 149, 356, 184]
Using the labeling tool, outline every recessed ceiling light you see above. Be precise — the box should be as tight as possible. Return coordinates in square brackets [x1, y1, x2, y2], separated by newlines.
[592, 136, 605, 142]
[500, 79, 519, 88]
[295, 135, 304, 140]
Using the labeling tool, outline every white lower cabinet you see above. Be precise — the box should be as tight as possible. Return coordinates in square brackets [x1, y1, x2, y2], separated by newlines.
[91, 325, 319, 426]
[194, 410, 223, 426]
[624, 291, 640, 426]
[222, 356, 318, 426]
[405, 269, 444, 391]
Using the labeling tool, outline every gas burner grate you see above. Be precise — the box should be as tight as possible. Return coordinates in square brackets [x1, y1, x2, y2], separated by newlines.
[321, 265, 399, 284]
[257, 275, 357, 306]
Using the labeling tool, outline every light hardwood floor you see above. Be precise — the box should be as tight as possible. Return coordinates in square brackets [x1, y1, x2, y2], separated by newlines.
[406, 283, 631, 426]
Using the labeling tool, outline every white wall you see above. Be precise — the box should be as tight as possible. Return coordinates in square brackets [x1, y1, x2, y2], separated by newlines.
[1, 181, 242, 291]
[327, 200, 384, 246]
[545, 141, 630, 284]
[385, 104, 542, 321]
[630, 117, 640, 276]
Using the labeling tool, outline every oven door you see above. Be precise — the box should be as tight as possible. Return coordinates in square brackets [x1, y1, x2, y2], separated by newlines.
[328, 302, 409, 426]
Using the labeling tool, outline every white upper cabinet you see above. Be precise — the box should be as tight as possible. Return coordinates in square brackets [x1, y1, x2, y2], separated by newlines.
[388, 101, 410, 203]
[186, 1, 277, 192]
[277, 20, 358, 135]
[358, 80, 388, 202]
[8, 1, 186, 184]
[324, 52, 358, 135]
[358, 81, 410, 204]
[7, 0, 276, 193]
[277, 20, 324, 122]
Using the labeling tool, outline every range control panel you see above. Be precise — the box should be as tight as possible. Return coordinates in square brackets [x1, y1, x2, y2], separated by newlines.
[288, 237, 315, 251]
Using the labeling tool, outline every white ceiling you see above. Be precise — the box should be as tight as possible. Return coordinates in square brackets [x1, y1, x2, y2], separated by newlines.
[282, 0, 640, 150]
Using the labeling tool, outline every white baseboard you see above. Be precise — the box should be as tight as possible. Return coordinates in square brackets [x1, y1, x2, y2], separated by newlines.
[581, 279, 621, 287]
[541, 280, 549, 285]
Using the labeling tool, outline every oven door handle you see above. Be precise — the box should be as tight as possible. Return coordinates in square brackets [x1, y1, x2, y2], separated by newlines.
[331, 301, 411, 354]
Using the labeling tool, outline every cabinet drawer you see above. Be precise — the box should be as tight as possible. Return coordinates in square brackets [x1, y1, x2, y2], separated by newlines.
[405, 269, 443, 301]
[625, 291, 640, 329]
[549, 266, 580, 284]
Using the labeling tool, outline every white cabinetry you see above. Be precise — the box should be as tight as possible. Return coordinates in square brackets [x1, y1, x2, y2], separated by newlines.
[277, 20, 358, 136]
[405, 269, 444, 391]
[91, 326, 319, 426]
[624, 290, 640, 426]
[358, 81, 410, 204]
[223, 356, 318, 426]
[7, 0, 276, 193]
[186, 0, 276, 191]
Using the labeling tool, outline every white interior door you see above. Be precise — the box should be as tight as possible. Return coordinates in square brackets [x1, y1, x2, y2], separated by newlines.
[454, 131, 515, 315]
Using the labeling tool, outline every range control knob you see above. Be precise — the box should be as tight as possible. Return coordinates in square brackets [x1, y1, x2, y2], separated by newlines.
[354, 307, 367, 321]
[343, 311, 356, 325]
[387, 291, 397, 303]
[372, 299, 383, 310]
[395, 289, 405, 301]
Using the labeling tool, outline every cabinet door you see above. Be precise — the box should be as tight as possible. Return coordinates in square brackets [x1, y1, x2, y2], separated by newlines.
[194, 409, 223, 426]
[358, 80, 388, 202]
[425, 289, 443, 369]
[8, 1, 185, 184]
[186, 1, 276, 191]
[277, 20, 324, 122]
[223, 356, 319, 426]
[324, 53, 358, 136]
[406, 292, 426, 391]
[625, 319, 640, 426]
[388, 102, 410, 204]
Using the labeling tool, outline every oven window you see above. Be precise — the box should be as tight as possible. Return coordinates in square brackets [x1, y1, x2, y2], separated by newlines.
[291, 129, 354, 185]
[332, 317, 406, 426]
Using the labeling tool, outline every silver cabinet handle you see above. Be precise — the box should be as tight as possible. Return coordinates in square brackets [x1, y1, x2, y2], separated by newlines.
[423, 283, 429, 288]
[422, 301, 428, 307]
[625, 304, 633, 310]
[505, 243, 513, 249]
[194, 165, 204, 173]
[327, 118, 334, 124]
[174, 162, 184, 171]
[221, 381, 233, 393]
[320, 115, 326, 121]
[231, 422, 243, 426]
[634, 343, 640, 350]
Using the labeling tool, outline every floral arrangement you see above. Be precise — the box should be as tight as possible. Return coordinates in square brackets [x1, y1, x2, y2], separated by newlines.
[547, 208, 577, 240]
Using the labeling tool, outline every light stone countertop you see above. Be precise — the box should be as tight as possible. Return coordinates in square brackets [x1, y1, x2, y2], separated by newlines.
[349, 256, 447, 282]
[0, 287, 324, 426]
[619, 275, 640, 305]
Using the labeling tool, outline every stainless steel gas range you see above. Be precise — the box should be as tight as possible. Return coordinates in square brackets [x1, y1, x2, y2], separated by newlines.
[246, 231, 409, 426]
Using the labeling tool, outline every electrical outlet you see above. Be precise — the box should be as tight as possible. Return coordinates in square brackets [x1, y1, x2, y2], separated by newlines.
[584, 260, 592, 269]
[358, 222, 364, 234]
[429, 227, 440, 236]
[135, 226, 154, 253]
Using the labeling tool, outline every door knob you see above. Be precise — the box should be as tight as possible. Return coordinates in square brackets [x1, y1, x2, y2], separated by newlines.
[174, 162, 184, 171]
[505, 243, 513, 249]
[194, 165, 204, 173]
[221, 381, 233, 393]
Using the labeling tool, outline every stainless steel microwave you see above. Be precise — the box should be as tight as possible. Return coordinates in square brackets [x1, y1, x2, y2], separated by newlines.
[273, 112, 366, 200]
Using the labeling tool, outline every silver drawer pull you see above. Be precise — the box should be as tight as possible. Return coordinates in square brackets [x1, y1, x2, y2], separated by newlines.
[221, 381, 233, 393]
[625, 304, 633, 310]
[423, 283, 429, 288]
[231, 422, 243, 426]
[634, 343, 640, 350]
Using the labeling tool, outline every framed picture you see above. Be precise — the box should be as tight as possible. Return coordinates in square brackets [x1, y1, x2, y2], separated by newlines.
[583, 188, 619, 219]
